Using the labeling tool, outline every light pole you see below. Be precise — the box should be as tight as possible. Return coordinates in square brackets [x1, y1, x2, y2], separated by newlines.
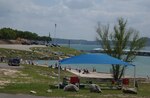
[54, 24, 57, 45]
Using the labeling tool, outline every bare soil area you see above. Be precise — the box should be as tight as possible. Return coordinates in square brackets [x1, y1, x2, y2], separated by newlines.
[0, 63, 23, 86]
[0, 44, 46, 51]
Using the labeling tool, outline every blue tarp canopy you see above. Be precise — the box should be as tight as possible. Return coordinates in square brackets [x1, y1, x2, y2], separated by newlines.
[60, 53, 134, 66]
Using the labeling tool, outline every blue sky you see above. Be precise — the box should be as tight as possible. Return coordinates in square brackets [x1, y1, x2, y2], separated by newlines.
[0, 0, 150, 41]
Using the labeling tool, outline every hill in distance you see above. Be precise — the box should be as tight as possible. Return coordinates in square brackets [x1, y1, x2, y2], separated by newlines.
[52, 37, 150, 46]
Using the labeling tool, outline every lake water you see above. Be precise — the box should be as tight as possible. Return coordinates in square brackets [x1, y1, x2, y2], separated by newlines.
[35, 44, 150, 78]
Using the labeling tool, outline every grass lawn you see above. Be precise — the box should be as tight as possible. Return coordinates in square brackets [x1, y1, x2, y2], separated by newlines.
[0, 64, 150, 98]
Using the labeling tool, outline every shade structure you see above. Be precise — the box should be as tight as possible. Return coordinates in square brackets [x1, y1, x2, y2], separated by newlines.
[60, 53, 134, 66]
[58, 53, 136, 89]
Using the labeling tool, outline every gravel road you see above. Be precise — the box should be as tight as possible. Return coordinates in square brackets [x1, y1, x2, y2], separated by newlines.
[0, 63, 23, 69]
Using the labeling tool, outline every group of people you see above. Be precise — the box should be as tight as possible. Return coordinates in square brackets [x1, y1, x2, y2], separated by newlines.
[49, 63, 63, 70]
[75, 67, 97, 74]
[92, 67, 96, 72]
[82, 69, 89, 74]
[76, 68, 90, 74]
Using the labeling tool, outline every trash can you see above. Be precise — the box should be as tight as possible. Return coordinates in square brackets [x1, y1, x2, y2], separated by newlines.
[122, 78, 129, 85]
[70, 76, 79, 84]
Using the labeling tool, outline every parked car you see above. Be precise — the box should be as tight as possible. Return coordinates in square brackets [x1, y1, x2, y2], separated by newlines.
[8, 58, 20, 66]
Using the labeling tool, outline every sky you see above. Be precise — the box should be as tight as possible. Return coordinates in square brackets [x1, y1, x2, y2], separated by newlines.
[0, 0, 150, 41]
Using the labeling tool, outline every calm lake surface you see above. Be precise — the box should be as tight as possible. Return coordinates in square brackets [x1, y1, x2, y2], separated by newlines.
[36, 44, 150, 78]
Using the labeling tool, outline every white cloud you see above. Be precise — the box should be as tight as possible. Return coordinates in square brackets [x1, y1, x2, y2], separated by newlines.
[63, 0, 94, 9]
[0, 0, 150, 40]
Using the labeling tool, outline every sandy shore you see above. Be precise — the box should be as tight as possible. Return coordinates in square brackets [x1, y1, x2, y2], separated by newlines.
[0, 44, 46, 51]
[67, 68, 113, 78]
[66, 68, 132, 79]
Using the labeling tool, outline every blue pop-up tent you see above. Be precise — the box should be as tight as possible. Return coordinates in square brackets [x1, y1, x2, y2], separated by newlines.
[58, 53, 136, 88]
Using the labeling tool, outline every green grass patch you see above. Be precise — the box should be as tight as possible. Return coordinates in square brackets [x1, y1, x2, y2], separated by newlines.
[0, 64, 150, 98]
[0, 48, 43, 60]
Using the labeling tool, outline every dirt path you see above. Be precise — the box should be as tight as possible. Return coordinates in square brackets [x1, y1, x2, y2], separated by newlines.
[0, 44, 46, 51]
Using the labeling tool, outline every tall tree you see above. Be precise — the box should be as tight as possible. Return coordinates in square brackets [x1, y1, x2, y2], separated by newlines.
[96, 18, 146, 80]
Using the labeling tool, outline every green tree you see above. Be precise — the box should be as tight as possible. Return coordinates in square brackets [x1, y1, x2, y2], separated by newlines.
[0, 28, 16, 39]
[0, 27, 52, 41]
[37, 36, 51, 42]
[96, 18, 146, 80]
